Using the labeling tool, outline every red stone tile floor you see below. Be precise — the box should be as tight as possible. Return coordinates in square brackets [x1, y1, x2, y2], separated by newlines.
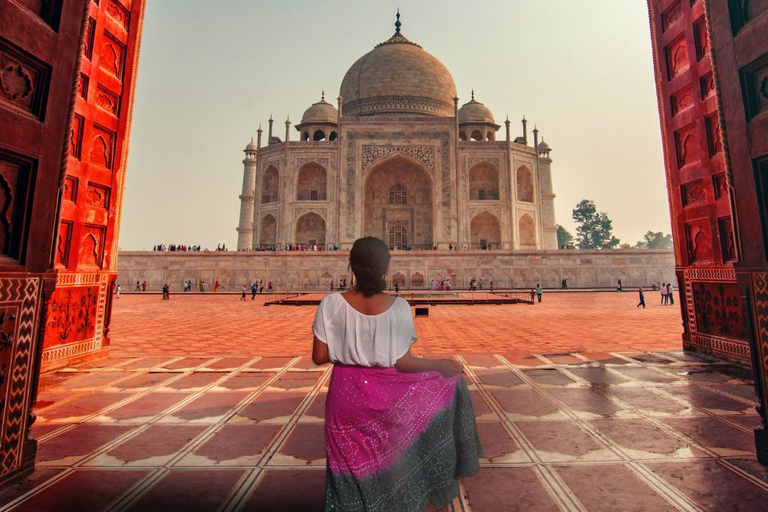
[1, 293, 767, 511]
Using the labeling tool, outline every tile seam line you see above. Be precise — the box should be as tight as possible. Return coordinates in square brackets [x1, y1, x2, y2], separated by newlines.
[459, 355, 583, 512]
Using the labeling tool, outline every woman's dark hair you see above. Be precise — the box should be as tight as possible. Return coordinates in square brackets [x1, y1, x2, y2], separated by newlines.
[349, 237, 390, 297]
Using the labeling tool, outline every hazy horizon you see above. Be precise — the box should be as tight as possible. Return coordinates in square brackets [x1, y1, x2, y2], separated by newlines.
[120, 0, 671, 251]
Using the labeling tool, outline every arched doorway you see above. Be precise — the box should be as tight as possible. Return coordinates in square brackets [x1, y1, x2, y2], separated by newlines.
[363, 155, 433, 249]
[295, 212, 326, 248]
[261, 166, 279, 203]
[296, 162, 327, 201]
[470, 211, 501, 249]
[259, 214, 277, 248]
[519, 214, 536, 247]
[469, 162, 499, 201]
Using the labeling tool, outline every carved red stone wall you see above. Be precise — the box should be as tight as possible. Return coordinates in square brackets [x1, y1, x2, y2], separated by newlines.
[647, 0, 747, 360]
[42, 0, 146, 370]
[703, 0, 768, 464]
[0, 0, 88, 487]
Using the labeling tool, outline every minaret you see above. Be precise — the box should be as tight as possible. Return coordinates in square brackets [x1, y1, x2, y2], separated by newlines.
[522, 116, 528, 145]
[256, 124, 263, 148]
[536, 135, 558, 250]
[237, 138, 258, 249]
[268, 115, 274, 143]
[505, 116, 511, 143]
[285, 116, 291, 142]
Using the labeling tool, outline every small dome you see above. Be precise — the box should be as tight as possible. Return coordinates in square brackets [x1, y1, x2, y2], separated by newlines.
[458, 95, 495, 125]
[245, 138, 258, 151]
[537, 140, 551, 151]
[300, 98, 338, 125]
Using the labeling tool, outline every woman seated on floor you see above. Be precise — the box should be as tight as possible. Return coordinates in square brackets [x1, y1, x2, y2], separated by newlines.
[312, 236, 482, 511]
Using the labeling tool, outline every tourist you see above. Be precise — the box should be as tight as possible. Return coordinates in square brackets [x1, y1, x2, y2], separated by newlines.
[330, 280, 334, 291]
[479, 278, 484, 290]
[135, 280, 140, 292]
[617, 279, 622, 292]
[214, 280, 220, 293]
[115, 284, 121, 299]
[637, 287, 646, 309]
[661, 283, 667, 305]
[162, 284, 170, 300]
[259, 280, 264, 294]
[490, 281, 494, 292]
[536, 283, 543, 303]
[241, 285, 247, 301]
[251, 283, 257, 300]
[311, 237, 481, 510]
[267, 281, 273, 292]
[667, 283, 675, 305]
[141, 281, 147, 292]
[394, 282, 399, 294]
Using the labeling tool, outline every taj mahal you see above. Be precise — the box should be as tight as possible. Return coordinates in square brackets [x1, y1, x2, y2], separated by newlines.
[236, 14, 558, 252]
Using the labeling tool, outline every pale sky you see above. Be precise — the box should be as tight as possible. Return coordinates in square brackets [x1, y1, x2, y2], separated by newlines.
[121, 0, 671, 250]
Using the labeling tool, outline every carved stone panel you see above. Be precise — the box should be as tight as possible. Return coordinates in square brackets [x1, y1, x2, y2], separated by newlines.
[44, 286, 99, 347]
[661, 1, 683, 32]
[79, 225, 106, 268]
[86, 183, 110, 209]
[0, 39, 50, 119]
[362, 145, 435, 176]
[671, 85, 694, 116]
[90, 125, 116, 170]
[681, 180, 705, 207]
[105, 0, 130, 31]
[674, 123, 698, 169]
[685, 220, 713, 264]
[95, 85, 120, 116]
[691, 282, 745, 341]
[0, 150, 35, 261]
[666, 36, 689, 80]
[99, 32, 125, 80]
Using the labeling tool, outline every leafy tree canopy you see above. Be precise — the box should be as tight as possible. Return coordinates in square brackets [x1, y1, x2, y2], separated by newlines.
[634, 231, 673, 249]
[572, 199, 620, 249]
[557, 225, 574, 249]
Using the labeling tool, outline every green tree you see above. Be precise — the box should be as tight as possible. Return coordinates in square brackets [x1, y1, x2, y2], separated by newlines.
[557, 225, 574, 249]
[634, 231, 673, 249]
[572, 199, 620, 249]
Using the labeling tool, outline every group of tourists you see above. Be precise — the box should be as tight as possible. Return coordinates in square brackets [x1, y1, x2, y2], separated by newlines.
[329, 279, 348, 291]
[134, 280, 147, 291]
[153, 244, 202, 252]
[468, 278, 490, 291]
[659, 282, 675, 305]
[430, 278, 452, 291]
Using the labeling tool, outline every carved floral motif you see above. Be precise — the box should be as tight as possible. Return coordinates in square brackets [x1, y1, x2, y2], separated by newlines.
[45, 287, 99, 346]
[362, 145, 435, 175]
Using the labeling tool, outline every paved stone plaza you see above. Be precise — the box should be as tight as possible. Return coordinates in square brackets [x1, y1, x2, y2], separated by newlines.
[2, 293, 767, 511]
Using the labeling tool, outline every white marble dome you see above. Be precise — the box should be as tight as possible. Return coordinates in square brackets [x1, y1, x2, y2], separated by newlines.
[339, 30, 457, 117]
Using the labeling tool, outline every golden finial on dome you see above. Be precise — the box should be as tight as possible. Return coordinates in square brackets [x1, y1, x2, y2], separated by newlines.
[395, 8, 401, 34]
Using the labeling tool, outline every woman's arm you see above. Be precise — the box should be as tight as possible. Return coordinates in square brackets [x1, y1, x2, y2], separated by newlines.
[312, 336, 330, 365]
[395, 350, 462, 377]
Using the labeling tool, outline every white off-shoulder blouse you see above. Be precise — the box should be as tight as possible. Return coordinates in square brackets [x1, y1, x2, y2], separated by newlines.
[312, 293, 417, 367]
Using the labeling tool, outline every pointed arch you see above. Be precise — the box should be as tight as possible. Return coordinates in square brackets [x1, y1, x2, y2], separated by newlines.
[469, 162, 499, 200]
[295, 212, 326, 247]
[516, 166, 534, 202]
[296, 162, 327, 201]
[259, 214, 277, 248]
[519, 214, 536, 247]
[470, 211, 501, 249]
[261, 166, 279, 203]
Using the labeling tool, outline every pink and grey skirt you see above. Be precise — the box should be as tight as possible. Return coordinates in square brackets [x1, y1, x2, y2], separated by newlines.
[324, 364, 482, 511]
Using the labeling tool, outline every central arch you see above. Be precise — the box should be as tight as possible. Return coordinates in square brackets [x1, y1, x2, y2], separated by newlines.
[363, 154, 433, 249]
[295, 212, 326, 248]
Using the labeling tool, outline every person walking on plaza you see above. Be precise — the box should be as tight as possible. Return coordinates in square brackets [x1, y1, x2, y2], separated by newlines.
[616, 279, 622, 291]
[312, 237, 481, 510]
[667, 283, 675, 305]
[536, 283, 543, 303]
[214, 280, 220, 293]
[661, 283, 668, 305]
[637, 287, 646, 308]
[330, 280, 334, 291]
[489, 281, 494, 292]
[241, 285, 247, 301]
[115, 284, 121, 299]
[135, 280, 140, 292]
[267, 281, 273, 292]
[259, 280, 264, 294]
[141, 281, 147, 292]
[162, 284, 170, 300]
[251, 283, 258, 300]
